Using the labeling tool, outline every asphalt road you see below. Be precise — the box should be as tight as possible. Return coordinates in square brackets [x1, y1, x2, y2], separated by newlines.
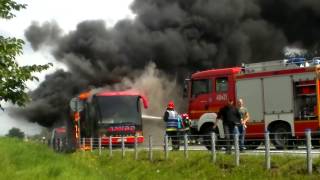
[141, 117, 320, 156]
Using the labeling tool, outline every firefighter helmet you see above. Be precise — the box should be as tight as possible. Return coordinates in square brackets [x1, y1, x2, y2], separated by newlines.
[167, 100, 175, 109]
[181, 113, 189, 119]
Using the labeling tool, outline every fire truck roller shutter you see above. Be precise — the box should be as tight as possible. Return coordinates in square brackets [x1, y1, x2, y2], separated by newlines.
[262, 75, 297, 149]
[236, 78, 264, 149]
[263, 76, 293, 116]
[236, 78, 264, 123]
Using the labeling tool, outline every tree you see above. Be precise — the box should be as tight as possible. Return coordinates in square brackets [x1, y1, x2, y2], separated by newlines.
[0, 0, 51, 109]
[6, 127, 25, 139]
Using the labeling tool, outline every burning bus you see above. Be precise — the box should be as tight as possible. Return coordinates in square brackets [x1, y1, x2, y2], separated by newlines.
[52, 89, 148, 152]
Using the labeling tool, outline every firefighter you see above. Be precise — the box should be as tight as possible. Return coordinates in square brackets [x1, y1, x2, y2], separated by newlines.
[181, 113, 191, 135]
[163, 100, 181, 150]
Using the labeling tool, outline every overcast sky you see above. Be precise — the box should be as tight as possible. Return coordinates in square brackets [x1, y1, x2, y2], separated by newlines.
[0, 0, 134, 135]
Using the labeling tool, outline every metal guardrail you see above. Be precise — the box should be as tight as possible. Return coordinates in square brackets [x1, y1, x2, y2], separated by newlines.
[53, 128, 320, 174]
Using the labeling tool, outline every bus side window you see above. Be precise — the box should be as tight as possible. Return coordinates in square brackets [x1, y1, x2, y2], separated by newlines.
[216, 77, 228, 93]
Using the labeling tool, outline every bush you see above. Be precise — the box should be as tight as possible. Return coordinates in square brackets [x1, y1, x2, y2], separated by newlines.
[6, 127, 25, 139]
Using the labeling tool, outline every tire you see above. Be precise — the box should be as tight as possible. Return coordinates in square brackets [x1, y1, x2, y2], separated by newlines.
[202, 126, 219, 150]
[312, 139, 320, 149]
[270, 124, 294, 150]
[244, 140, 261, 150]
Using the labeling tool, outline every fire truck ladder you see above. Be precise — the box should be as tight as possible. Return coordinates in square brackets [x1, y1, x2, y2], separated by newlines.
[241, 58, 319, 74]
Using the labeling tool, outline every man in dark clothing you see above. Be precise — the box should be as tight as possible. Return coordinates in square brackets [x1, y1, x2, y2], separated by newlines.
[216, 99, 241, 154]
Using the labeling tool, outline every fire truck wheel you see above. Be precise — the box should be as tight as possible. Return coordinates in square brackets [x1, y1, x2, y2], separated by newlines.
[270, 124, 294, 150]
[202, 125, 220, 150]
[312, 139, 320, 149]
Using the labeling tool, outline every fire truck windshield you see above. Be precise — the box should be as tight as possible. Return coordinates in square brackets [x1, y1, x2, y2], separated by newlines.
[94, 96, 141, 125]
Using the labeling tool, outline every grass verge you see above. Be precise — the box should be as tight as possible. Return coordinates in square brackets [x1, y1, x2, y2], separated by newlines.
[0, 137, 319, 180]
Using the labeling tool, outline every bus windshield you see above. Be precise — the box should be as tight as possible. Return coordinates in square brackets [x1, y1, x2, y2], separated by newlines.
[94, 96, 142, 125]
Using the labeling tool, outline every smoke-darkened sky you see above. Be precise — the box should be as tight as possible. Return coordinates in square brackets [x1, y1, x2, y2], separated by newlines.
[12, 0, 320, 127]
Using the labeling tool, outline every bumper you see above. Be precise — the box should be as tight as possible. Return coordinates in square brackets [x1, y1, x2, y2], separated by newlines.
[101, 136, 144, 145]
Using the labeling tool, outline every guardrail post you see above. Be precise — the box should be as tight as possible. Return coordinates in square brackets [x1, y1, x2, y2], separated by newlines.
[59, 138, 63, 152]
[149, 135, 153, 162]
[211, 133, 216, 163]
[134, 135, 138, 160]
[53, 138, 56, 151]
[82, 138, 85, 151]
[90, 138, 93, 152]
[56, 138, 60, 152]
[164, 134, 168, 160]
[234, 126, 240, 166]
[306, 129, 312, 174]
[55, 138, 59, 151]
[109, 136, 112, 157]
[265, 130, 271, 170]
[98, 138, 101, 155]
[184, 134, 188, 159]
[121, 136, 125, 159]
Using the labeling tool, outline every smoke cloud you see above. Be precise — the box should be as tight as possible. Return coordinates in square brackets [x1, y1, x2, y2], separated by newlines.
[24, 21, 62, 50]
[14, 0, 320, 127]
[121, 62, 185, 116]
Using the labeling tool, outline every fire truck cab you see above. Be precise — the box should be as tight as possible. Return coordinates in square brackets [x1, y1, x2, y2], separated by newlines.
[186, 59, 320, 149]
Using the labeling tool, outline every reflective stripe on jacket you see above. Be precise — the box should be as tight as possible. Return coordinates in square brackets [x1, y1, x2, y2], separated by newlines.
[166, 110, 181, 130]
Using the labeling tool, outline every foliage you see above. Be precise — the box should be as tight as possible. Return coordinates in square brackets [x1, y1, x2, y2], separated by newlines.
[0, 0, 52, 109]
[0, 0, 26, 19]
[6, 127, 25, 139]
[0, 137, 320, 179]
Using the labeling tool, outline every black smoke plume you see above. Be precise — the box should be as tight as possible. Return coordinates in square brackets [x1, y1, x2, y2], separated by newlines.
[24, 21, 62, 50]
[13, 0, 320, 127]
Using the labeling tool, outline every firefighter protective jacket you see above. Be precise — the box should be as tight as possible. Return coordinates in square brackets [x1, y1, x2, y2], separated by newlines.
[163, 109, 181, 131]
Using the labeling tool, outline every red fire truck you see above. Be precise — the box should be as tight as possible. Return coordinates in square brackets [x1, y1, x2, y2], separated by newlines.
[53, 89, 148, 152]
[185, 59, 320, 149]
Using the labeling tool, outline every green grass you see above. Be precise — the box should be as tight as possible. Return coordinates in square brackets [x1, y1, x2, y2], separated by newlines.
[0, 137, 320, 180]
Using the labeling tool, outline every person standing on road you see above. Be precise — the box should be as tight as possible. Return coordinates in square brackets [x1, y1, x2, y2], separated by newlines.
[216, 99, 241, 154]
[237, 98, 250, 152]
[163, 100, 181, 150]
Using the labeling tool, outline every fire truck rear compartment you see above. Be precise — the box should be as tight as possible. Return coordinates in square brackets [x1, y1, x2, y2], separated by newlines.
[236, 71, 319, 149]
